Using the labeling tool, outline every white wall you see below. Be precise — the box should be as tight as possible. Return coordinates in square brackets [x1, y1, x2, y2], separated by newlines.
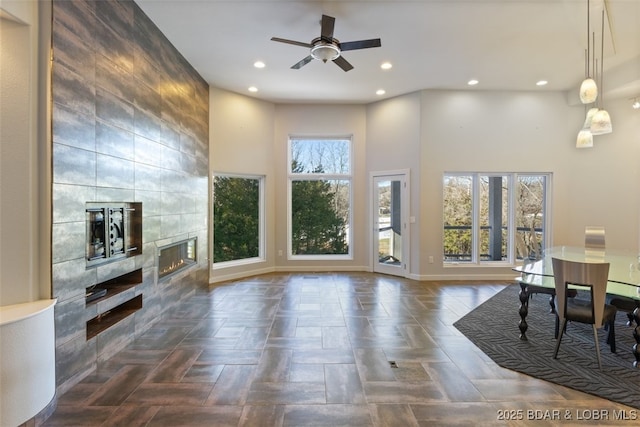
[209, 88, 276, 282]
[366, 92, 422, 277]
[557, 97, 640, 247]
[209, 86, 639, 282]
[0, 1, 49, 304]
[0, 4, 56, 424]
[273, 104, 369, 271]
[419, 89, 640, 280]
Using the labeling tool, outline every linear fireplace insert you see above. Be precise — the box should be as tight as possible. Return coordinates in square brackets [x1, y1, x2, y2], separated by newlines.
[157, 237, 197, 279]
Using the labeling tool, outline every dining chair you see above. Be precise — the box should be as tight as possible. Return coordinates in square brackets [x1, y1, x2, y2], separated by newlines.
[551, 257, 617, 369]
[582, 225, 633, 325]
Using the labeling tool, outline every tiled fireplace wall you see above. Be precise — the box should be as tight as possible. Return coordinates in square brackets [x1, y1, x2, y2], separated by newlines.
[51, 0, 209, 393]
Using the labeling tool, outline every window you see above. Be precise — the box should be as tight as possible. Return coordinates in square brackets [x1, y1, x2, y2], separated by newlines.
[443, 173, 550, 264]
[213, 174, 264, 266]
[288, 137, 352, 258]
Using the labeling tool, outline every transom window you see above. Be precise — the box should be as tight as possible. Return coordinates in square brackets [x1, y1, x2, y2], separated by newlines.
[288, 137, 352, 259]
[443, 173, 550, 264]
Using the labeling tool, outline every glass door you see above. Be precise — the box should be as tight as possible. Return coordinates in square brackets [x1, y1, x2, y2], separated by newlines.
[372, 172, 409, 276]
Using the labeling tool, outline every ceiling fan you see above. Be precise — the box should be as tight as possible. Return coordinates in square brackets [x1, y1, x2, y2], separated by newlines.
[271, 14, 381, 72]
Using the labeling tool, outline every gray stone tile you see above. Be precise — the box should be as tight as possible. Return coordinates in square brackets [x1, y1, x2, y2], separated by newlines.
[254, 349, 293, 382]
[369, 404, 419, 427]
[363, 381, 446, 404]
[52, 221, 85, 264]
[247, 382, 326, 405]
[205, 365, 256, 405]
[123, 383, 213, 406]
[52, 64, 96, 117]
[96, 120, 135, 160]
[53, 143, 96, 186]
[147, 406, 241, 427]
[97, 153, 135, 189]
[325, 364, 366, 404]
[283, 405, 372, 427]
[238, 405, 285, 427]
[96, 88, 134, 132]
[52, 103, 95, 150]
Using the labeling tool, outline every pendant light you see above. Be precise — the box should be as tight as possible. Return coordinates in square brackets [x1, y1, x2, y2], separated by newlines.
[580, 0, 598, 104]
[576, 128, 594, 148]
[583, 107, 599, 128]
[577, 106, 596, 148]
[590, 10, 612, 135]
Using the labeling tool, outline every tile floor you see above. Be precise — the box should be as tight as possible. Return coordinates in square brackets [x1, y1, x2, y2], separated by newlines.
[42, 273, 637, 426]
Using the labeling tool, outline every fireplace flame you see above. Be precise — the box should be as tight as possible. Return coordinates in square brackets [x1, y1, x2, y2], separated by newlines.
[160, 259, 185, 276]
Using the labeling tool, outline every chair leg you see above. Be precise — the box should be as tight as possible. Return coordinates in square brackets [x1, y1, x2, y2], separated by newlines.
[627, 312, 635, 327]
[554, 315, 559, 339]
[592, 325, 602, 370]
[607, 320, 616, 353]
[553, 319, 567, 359]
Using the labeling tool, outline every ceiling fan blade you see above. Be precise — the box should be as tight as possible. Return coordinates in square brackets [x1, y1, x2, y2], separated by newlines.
[320, 15, 335, 41]
[333, 55, 353, 72]
[292, 55, 314, 69]
[339, 38, 382, 51]
[271, 37, 313, 48]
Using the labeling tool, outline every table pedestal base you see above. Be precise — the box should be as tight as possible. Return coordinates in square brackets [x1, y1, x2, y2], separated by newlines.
[518, 282, 529, 340]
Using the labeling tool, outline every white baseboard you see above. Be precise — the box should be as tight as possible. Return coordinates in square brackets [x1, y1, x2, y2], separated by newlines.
[209, 266, 276, 284]
[409, 273, 517, 282]
[210, 267, 516, 285]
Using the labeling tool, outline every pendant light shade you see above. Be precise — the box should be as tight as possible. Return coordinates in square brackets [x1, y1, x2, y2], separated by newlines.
[579, 78, 598, 104]
[576, 128, 594, 148]
[583, 107, 599, 128]
[575, 3, 612, 146]
[590, 109, 612, 135]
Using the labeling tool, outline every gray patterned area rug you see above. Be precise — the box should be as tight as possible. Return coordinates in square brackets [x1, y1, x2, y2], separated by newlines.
[454, 285, 640, 410]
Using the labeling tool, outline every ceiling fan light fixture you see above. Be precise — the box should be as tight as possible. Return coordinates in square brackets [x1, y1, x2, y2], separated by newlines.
[310, 42, 340, 62]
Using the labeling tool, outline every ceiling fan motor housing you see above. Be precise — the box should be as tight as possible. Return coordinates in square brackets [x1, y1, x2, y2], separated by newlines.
[310, 37, 341, 62]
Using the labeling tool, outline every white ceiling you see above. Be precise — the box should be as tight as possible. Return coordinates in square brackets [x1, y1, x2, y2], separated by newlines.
[136, 0, 640, 104]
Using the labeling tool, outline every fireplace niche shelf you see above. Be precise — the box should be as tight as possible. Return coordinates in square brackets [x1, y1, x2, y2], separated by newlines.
[85, 268, 143, 340]
[86, 295, 142, 340]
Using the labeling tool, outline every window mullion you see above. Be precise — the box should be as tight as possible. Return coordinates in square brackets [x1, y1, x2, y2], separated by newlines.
[507, 174, 516, 263]
[472, 174, 480, 264]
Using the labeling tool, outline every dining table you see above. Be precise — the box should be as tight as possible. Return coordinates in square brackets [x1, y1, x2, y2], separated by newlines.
[513, 246, 640, 368]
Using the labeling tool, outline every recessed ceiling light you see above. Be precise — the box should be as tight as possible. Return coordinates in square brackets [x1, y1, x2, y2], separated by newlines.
[376, 89, 386, 95]
[254, 61, 265, 69]
[467, 79, 479, 86]
[380, 62, 392, 70]
[536, 80, 548, 86]
[248, 86, 258, 92]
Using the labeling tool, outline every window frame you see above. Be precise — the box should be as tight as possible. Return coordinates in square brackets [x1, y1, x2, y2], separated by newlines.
[212, 172, 266, 269]
[443, 172, 552, 266]
[287, 135, 353, 260]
